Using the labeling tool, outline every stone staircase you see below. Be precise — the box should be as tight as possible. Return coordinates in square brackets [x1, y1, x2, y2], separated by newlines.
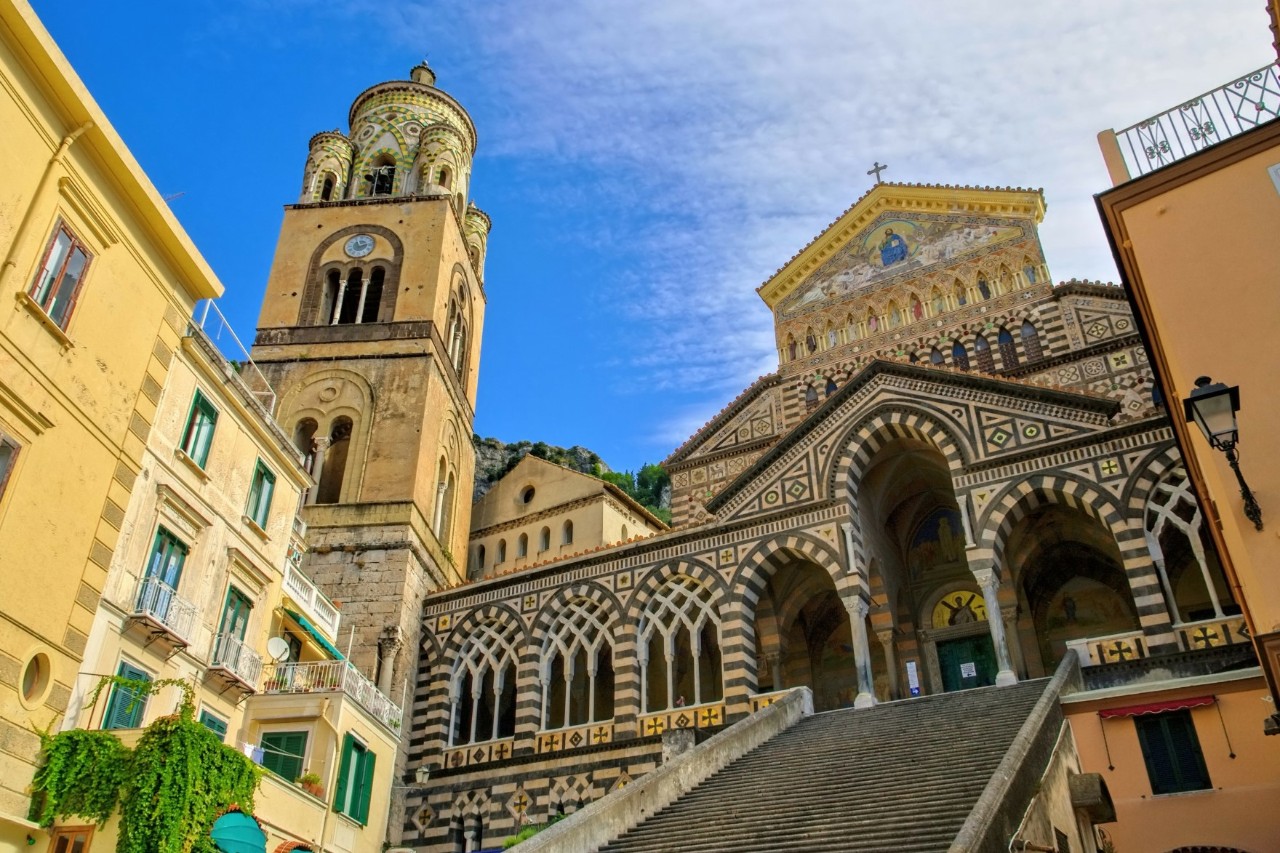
[596, 680, 1050, 853]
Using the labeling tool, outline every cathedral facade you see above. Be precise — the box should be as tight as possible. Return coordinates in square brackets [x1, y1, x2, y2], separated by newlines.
[400, 184, 1242, 850]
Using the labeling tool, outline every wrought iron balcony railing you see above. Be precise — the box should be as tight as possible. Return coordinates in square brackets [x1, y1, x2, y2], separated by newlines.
[132, 576, 198, 643]
[261, 660, 401, 732]
[282, 562, 341, 636]
[210, 632, 264, 686]
[1107, 62, 1280, 179]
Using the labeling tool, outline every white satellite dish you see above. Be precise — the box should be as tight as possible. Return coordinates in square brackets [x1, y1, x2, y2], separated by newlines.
[267, 636, 291, 663]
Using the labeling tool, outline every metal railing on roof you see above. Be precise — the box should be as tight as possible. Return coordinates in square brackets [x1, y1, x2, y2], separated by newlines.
[191, 300, 276, 414]
[1111, 62, 1280, 178]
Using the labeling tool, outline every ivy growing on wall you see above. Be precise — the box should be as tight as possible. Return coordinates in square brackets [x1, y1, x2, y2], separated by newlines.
[31, 676, 262, 853]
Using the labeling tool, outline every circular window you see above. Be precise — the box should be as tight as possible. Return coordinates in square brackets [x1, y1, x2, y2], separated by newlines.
[521, 486, 536, 504]
[21, 652, 50, 705]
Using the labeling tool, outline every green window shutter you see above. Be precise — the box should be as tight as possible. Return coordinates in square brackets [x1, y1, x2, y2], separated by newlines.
[356, 746, 376, 824]
[247, 461, 276, 527]
[261, 731, 308, 781]
[182, 391, 218, 467]
[103, 662, 150, 730]
[333, 733, 355, 814]
[199, 710, 229, 741]
[1135, 710, 1212, 795]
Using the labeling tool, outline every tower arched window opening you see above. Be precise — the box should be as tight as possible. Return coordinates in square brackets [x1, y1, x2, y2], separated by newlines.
[952, 341, 970, 371]
[437, 166, 453, 190]
[315, 418, 352, 504]
[930, 347, 944, 366]
[997, 327, 1019, 368]
[562, 520, 574, 545]
[320, 175, 335, 202]
[977, 278, 992, 300]
[368, 157, 395, 196]
[497, 539, 507, 563]
[539, 526, 551, 552]
[517, 533, 529, 558]
[293, 419, 318, 499]
[475, 545, 486, 575]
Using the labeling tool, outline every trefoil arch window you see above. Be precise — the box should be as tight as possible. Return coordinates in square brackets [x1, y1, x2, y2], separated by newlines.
[448, 620, 520, 746]
[540, 598, 615, 729]
[638, 575, 723, 712]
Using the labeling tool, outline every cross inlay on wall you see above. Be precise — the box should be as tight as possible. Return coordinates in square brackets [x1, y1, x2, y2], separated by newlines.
[867, 161, 889, 183]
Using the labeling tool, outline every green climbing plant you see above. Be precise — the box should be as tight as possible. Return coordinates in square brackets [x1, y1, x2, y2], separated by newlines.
[30, 675, 262, 853]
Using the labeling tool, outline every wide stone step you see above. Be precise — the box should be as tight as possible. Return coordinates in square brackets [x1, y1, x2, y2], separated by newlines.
[596, 680, 1050, 853]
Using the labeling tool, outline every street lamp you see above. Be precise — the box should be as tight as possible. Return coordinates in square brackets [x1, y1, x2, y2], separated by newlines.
[1183, 376, 1263, 531]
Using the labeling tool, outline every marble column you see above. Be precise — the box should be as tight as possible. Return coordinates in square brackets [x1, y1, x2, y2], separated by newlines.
[377, 625, 404, 695]
[305, 437, 330, 505]
[842, 595, 877, 708]
[972, 563, 1017, 687]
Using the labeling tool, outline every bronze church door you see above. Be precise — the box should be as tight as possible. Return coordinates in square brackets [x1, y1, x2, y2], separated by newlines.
[936, 634, 997, 692]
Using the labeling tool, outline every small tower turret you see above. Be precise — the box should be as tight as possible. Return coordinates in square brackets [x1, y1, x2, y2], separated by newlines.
[464, 202, 492, 281]
[300, 130, 353, 203]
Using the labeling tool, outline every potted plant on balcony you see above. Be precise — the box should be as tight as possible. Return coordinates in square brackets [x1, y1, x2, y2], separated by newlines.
[296, 771, 324, 798]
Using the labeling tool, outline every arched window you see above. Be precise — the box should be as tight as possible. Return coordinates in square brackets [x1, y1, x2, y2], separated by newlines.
[930, 347, 944, 366]
[315, 418, 352, 504]
[931, 289, 945, 315]
[541, 598, 614, 729]
[539, 527, 551, 552]
[369, 156, 395, 196]
[320, 174, 335, 202]
[432, 458, 453, 534]
[360, 267, 384, 323]
[952, 341, 970, 371]
[1145, 468, 1235, 622]
[332, 268, 363, 325]
[825, 378, 838, 397]
[449, 619, 520, 746]
[974, 334, 994, 372]
[517, 533, 529, 558]
[476, 545, 486, 573]
[437, 166, 453, 190]
[562, 520, 574, 545]
[639, 575, 722, 712]
[805, 386, 819, 410]
[620, 525, 629, 541]
[293, 418, 318, 471]
[1020, 320, 1043, 361]
[977, 278, 992, 300]
[497, 539, 507, 563]
[997, 327, 1019, 368]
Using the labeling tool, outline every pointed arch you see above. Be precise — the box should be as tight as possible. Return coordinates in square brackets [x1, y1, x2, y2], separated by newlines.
[974, 333, 994, 372]
[997, 326, 1019, 368]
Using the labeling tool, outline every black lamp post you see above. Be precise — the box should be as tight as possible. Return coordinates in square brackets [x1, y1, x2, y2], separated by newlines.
[1183, 376, 1263, 531]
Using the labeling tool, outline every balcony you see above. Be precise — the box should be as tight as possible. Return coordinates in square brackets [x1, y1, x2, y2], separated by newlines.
[283, 562, 341, 637]
[126, 576, 198, 653]
[206, 633, 264, 697]
[261, 660, 401, 732]
[1101, 62, 1280, 181]
[1067, 614, 1250, 668]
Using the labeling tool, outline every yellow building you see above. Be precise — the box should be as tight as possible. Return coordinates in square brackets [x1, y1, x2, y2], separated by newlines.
[0, 1, 221, 846]
[52, 299, 402, 853]
[468, 455, 667, 580]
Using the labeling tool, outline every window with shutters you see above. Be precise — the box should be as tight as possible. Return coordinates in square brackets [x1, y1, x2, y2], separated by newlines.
[29, 221, 91, 330]
[48, 826, 94, 853]
[246, 460, 276, 529]
[260, 731, 308, 782]
[334, 733, 377, 824]
[1134, 710, 1212, 794]
[180, 391, 218, 468]
[199, 709, 229, 741]
[102, 661, 151, 730]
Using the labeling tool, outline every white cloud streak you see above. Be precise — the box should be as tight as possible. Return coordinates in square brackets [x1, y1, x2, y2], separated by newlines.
[383, 1, 1274, 446]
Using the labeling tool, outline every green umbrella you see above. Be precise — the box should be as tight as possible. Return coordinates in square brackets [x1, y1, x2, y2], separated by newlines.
[210, 811, 267, 853]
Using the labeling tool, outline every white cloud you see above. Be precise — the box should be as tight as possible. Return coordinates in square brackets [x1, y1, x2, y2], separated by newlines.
[389, 0, 1274, 443]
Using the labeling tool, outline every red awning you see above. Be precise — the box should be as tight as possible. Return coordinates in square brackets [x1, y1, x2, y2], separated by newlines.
[1098, 695, 1215, 719]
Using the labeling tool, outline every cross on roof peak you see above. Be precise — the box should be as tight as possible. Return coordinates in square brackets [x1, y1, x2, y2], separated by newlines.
[867, 161, 888, 183]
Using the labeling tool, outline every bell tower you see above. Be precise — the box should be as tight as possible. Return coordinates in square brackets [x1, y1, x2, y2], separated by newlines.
[250, 62, 490, 717]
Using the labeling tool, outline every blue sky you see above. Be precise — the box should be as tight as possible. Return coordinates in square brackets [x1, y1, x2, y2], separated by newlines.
[31, 1, 1275, 473]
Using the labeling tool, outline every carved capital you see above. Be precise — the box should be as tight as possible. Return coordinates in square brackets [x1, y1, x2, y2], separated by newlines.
[971, 565, 1000, 594]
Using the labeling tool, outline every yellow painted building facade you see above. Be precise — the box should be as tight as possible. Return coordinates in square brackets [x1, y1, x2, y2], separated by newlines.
[0, 1, 221, 846]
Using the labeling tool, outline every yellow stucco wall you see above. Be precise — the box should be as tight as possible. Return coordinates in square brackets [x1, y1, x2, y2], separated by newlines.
[0, 0, 221, 841]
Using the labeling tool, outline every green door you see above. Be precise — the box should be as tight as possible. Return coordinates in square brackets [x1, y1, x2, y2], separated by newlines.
[936, 634, 997, 692]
